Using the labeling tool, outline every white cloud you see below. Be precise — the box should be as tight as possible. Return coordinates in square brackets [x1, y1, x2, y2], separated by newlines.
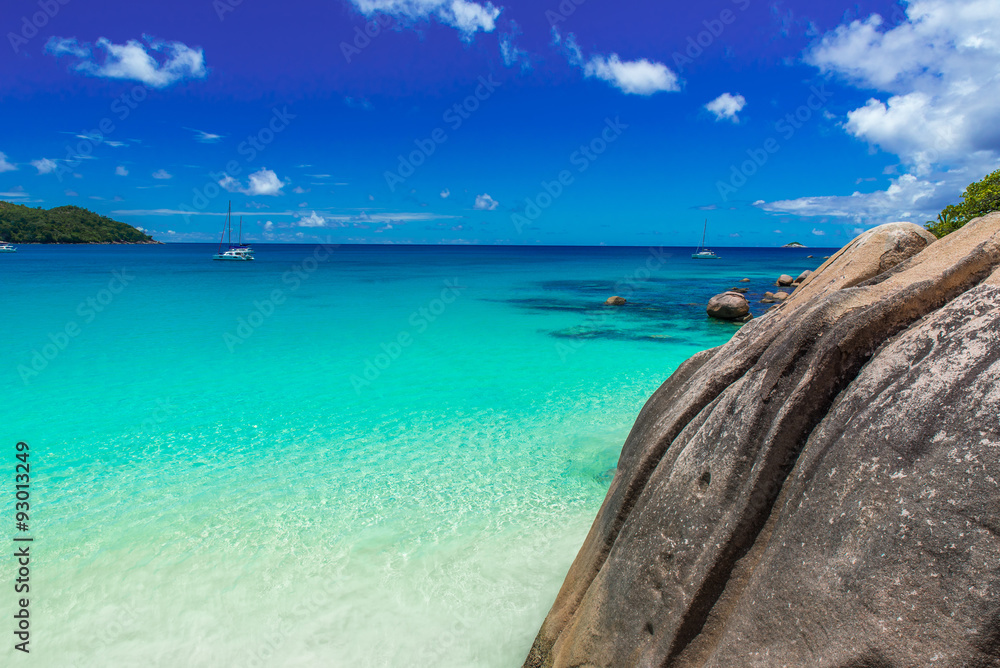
[474, 193, 499, 210]
[500, 21, 529, 69]
[758, 0, 1000, 224]
[152, 169, 172, 179]
[218, 168, 286, 196]
[0, 152, 16, 172]
[115, 165, 128, 176]
[349, 0, 500, 38]
[440, 188, 450, 198]
[292, 186, 308, 194]
[806, 0, 1000, 171]
[31, 159, 58, 175]
[112, 208, 461, 226]
[218, 175, 240, 192]
[811, 228, 826, 236]
[705, 93, 746, 123]
[297, 212, 327, 227]
[45, 36, 207, 88]
[65, 190, 78, 196]
[246, 169, 284, 196]
[184, 127, 223, 143]
[754, 170, 975, 224]
[45, 37, 89, 57]
[554, 29, 679, 96]
[584, 54, 678, 95]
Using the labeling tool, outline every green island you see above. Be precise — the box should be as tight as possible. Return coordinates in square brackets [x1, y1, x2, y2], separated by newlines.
[0, 201, 156, 244]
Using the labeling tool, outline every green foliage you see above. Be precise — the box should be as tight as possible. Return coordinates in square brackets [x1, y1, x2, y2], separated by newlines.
[925, 168, 1000, 238]
[0, 201, 154, 244]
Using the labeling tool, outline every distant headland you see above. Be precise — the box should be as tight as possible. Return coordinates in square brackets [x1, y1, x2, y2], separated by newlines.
[782, 241, 806, 248]
[0, 201, 157, 244]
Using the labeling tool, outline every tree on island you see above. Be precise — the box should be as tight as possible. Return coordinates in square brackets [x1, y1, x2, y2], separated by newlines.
[926, 168, 1000, 238]
[0, 201, 154, 243]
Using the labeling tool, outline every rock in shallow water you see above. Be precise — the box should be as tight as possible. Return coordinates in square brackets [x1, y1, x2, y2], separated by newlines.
[525, 218, 1000, 668]
[605, 296, 626, 305]
[706, 292, 749, 320]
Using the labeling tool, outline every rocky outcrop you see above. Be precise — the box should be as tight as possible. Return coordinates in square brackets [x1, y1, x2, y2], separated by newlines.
[706, 292, 750, 321]
[606, 296, 627, 305]
[525, 217, 1000, 668]
[776, 274, 794, 286]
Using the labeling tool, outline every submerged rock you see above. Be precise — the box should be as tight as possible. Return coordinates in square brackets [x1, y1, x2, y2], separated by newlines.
[605, 296, 626, 305]
[524, 218, 1000, 668]
[706, 292, 750, 321]
[739, 278, 751, 283]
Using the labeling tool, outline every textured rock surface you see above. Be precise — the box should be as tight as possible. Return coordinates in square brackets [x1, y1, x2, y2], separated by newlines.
[776, 274, 794, 286]
[525, 217, 999, 668]
[706, 292, 750, 320]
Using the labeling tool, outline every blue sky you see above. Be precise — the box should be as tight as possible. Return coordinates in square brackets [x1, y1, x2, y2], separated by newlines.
[1, 0, 997, 245]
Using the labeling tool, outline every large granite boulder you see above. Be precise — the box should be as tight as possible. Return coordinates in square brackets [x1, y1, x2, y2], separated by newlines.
[525, 218, 999, 668]
[706, 292, 749, 320]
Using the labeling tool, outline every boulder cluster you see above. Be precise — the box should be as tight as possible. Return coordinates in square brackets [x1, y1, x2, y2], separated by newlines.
[707, 269, 815, 321]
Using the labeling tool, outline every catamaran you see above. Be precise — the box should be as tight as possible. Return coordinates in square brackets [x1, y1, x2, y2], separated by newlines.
[213, 202, 254, 261]
[0, 241, 16, 253]
[692, 219, 720, 259]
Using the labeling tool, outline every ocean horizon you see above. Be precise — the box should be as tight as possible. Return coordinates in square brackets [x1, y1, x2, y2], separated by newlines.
[3, 243, 830, 666]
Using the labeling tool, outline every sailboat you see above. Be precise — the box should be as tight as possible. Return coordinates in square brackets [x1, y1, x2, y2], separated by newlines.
[213, 202, 254, 261]
[692, 219, 720, 259]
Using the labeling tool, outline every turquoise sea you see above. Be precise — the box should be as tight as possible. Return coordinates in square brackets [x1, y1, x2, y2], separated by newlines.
[1, 244, 826, 667]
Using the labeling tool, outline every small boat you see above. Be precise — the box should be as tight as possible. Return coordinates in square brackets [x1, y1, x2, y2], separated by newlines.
[0, 242, 16, 252]
[213, 203, 254, 261]
[692, 219, 720, 259]
[214, 246, 254, 261]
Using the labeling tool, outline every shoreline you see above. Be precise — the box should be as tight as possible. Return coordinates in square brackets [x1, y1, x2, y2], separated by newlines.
[8, 240, 162, 245]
